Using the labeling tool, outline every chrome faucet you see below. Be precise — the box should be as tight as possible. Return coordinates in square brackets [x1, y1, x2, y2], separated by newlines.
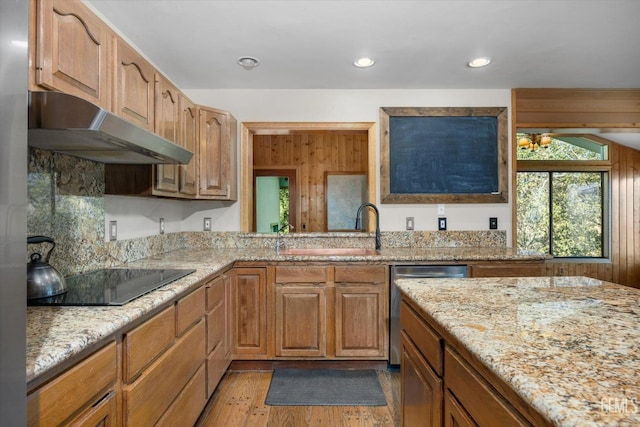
[355, 202, 382, 250]
[276, 223, 294, 254]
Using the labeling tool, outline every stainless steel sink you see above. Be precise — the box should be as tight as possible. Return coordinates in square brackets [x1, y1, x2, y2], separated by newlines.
[277, 248, 380, 256]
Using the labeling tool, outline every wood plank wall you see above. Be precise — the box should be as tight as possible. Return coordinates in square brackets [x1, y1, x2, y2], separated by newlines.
[513, 89, 640, 288]
[253, 132, 368, 232]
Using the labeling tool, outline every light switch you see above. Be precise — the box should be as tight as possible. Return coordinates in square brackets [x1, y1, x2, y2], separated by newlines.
[109, 220, 117, 241]
[438, 217, 447, 231]
[406, 217, 414, 230]
[203, 217, 212, 231]
[489, 217, 498, 230]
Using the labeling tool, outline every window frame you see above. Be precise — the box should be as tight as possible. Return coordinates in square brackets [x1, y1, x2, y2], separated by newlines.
[515, 139, 612, 260]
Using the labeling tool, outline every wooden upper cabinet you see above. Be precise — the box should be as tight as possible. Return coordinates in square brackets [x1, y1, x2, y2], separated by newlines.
[113, 36, 155, 132]
[34, 0, 111, 108]
[198, 106, 238, 200]
[179, 94, 198, 196]
[154, 74, 181, 194]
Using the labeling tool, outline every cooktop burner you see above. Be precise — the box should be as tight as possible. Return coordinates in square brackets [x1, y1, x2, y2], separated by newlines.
[28, 268, 196, 306]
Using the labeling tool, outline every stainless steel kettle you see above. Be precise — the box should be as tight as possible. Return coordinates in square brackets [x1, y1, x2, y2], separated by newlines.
[27, 236, 67, 300]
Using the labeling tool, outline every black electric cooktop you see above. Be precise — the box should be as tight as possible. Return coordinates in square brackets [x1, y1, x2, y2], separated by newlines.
[28, 268, 196, 306]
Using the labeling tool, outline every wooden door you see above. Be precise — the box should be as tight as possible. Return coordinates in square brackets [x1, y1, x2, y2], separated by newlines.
[67, 391, 117, 427]
[401, 333, 443, 427]
[35, 0, 111, 109]
[179, 94, 198, 196]
[275, 285, 326, 357]
[154, 74, 180, 194]
[232, 267, 267, 357]
[198, 106, 231, 198]
[113, 37, 155, 132]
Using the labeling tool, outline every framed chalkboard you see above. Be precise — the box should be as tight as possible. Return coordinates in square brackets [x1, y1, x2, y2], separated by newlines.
[380, 107, 508, 204]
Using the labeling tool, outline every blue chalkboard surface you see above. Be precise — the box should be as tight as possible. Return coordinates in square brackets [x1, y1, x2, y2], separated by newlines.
[389, 116, 498, 194]
[380, 107, 508, 204]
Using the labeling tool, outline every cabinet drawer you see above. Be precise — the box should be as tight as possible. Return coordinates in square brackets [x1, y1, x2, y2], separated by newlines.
[469, 263, 544, 277]
[400, 300, 443, 376]
[27, 341, 116, 427]
[206, 276, 225, 311]
[335, 265, 387, 283]
[276, 265, 327, 283]
[444, 347, 530, 427]
[123, 320, 205, 427]
[123, 306, 175, 383]
[176, 286, 205, 336]
[156, 364, 207, 427]
[206, 340, 229, 397]
[206, 299, 225, 355]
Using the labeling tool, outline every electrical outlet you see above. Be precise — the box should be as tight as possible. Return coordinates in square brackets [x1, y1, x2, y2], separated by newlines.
[406, 217, 414, 230]
[109, 220, 117, 241]
[489, 217, 498, 230]
[203, 217, 212, 231]
[437, 204, 445, 215]
[159, 218, 165, 234]
[438, 217, 447, 231]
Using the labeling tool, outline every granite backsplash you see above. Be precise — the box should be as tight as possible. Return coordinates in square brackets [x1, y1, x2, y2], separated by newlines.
[27, 148, 507, 277]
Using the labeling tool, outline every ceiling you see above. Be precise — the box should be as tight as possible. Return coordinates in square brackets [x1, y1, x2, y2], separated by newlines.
[86, 0, 640, 146]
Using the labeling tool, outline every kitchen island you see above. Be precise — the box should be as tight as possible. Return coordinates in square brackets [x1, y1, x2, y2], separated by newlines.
[397, 276, 640, 426]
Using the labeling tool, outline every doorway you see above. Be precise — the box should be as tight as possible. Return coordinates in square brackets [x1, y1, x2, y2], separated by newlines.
[240, 122, 377, 233]
[253, 169, 297, 233]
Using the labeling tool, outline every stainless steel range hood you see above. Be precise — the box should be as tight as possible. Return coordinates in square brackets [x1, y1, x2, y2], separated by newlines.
[28, 91, 193, 164]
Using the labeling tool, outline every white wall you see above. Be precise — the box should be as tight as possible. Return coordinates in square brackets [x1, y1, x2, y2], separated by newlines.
[106, 89, 514, 243]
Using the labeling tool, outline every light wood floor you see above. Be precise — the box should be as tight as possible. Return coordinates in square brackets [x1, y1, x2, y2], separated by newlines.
[196, 369, 401, 427]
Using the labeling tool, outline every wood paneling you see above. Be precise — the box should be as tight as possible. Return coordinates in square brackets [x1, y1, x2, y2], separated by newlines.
[253, 132, 368, 232]
[513, 88, 640, 129]
[513, 89, 640, 289]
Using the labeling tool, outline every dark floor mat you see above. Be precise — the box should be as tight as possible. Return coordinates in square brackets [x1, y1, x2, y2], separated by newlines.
[265, 368, 387, 406]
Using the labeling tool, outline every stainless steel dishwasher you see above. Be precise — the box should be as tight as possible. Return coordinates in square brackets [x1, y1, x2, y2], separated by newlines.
[389, 265, 468, 366]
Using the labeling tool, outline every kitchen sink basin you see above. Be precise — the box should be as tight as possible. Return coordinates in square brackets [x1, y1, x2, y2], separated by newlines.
[278, 248, 381, 256]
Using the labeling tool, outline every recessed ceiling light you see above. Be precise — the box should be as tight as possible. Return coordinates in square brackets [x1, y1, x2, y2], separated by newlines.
[467, 57, 492, 68]
[353, 57, 375, 68]
[237, 56, 260, 71]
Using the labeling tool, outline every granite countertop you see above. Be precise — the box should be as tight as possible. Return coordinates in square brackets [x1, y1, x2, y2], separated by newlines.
[26, 246, 547, 385]
[397, 276, 640, 427]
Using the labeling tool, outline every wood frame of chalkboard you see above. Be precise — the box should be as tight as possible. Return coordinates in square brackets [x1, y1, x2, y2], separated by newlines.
[380, 106, 508, 204]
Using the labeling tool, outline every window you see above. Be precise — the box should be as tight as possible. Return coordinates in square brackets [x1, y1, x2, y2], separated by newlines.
[516, 134, 610, 258]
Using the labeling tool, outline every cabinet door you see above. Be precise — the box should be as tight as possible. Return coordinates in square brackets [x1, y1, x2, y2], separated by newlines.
[443, 390, 477, 427]
[198, 106, 237, 200]
[113, 37, 155, 132]
[232, 267, 267, 357]
[401, 333, 443, 427]
[179, 94, 198, 196]
[275, 285, 326, 357]
[335, 283, 387, 357]
[35, 0, 111, 109]
[154, 73, 181, 194]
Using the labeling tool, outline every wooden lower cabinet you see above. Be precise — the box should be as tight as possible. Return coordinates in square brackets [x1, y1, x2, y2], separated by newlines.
[205, 273, 232, 396]
[275, 284, 327, 357]
[122, 317, 205, 426]
[27, 341, 117, 427]
[401, 298, 541, 427]
[401, 332, 443, 427]
[272, 264, 388, 360]
[232, 266, 268, 358]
